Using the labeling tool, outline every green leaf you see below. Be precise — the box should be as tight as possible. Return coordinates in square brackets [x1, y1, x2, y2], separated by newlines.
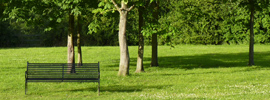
[92, 8, 103, 14]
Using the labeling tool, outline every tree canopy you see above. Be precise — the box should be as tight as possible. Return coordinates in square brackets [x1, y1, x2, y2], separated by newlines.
[1, 0, 270, 47]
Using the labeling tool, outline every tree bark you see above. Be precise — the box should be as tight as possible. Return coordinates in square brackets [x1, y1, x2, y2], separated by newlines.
[249, 0, 255, 66]
[77, 15, 82, 67]
[136, 6, 145, 73]
[67, 11, 75, 73]
[151, 1, 159, 67]
[112, 0, 134, 76]
[151, 33, 158, 67]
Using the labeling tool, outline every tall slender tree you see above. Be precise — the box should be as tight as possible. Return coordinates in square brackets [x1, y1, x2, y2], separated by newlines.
[135, 2, 145, 73]
[237, 0, 268, 66]
[151, 0, 159, 67]
[77, 14, 83, 67]
[223, 0, 270, 65]
[111, 0, 134, 76]
[248, 0, 255, 66]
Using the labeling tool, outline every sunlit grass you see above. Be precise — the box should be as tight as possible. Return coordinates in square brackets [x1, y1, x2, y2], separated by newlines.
[0, 45, 270, 99]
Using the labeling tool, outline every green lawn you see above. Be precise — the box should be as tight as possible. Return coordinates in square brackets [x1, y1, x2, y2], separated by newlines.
[0, 45, 270, 99]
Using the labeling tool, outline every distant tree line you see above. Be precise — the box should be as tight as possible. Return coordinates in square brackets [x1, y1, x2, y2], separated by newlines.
[1, 0, 270, 47]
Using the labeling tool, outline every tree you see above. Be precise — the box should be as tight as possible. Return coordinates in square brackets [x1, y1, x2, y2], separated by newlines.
[77, 14, 83, 67]
[136, 0, 161, 67]
[150, 0, 159, 67]
[111, 0, 134, 76]
[67, 8, 75, 73]
[135, 1, 145, 73]
[232, 0, 270, 66]
[3, 0, 91, 71]
[52, 0, 78, 73]
[75, 0, 99, 66]
[248, 0, 255, 66]
[63, 0, 98, 72]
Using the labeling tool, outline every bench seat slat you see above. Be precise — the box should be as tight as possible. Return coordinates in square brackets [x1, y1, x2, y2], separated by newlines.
[27, 78, 99, 80]
[28, 66, 99, 68]
[27, 75, 98, 77]
[28, 69, 98, 70]
[27, 80, 99, 82]
[28, 64, 98, 66]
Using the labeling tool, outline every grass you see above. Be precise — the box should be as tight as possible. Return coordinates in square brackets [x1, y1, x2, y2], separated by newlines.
[0, 45, 270, 99]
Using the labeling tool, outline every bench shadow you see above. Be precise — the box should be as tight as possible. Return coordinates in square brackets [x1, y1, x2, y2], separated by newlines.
[30, 84, 171, 94]
[68, 85, 172, 93]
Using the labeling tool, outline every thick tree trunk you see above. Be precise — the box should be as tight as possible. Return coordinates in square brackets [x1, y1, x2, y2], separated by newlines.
[112, 0, 134, 76]
[77, 15, 82, 67]
[249, 0, 255, 66]
[117, 2, 130, 76]
[136, 6, 144, 73]
[151, 1, 159, 67]
[67, 12, 75, 73]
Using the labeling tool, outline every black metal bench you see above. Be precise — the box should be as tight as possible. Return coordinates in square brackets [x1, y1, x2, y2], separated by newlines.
[25, 62, 100, 95]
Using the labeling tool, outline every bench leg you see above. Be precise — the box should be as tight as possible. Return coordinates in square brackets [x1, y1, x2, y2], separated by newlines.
[98, 81, 100, 96]
[25, 81, 27, 95]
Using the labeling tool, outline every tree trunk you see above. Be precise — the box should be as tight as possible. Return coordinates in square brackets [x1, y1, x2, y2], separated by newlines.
[151, 33, 158, 67]
[151, 1, 159, 67]
[112, 0, 134, 76]
[77, 15, 82, 67]
[136, 6, 144, 73]
[118, 1, 130, 76]
[249, 0, 255, 66]
[67, 11, 75, 73]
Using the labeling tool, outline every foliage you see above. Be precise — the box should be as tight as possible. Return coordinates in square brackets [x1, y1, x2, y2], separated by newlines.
[88, 0, 139, 46]
[1, 45, 270, 99]
[160, 0, 237, 45]
[88, 10, 120, 46]
[1, 0, 270, 47]
[0, 21, 21, 47]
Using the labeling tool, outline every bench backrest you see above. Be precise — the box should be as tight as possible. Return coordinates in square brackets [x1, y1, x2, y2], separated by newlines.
[26, 62, 100, 82]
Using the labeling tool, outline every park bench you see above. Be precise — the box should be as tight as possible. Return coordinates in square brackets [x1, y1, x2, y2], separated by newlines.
[25, 62, 100, 95]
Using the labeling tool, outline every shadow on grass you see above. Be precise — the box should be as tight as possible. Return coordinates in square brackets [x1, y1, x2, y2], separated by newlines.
[128, 51, 270, 69]
[105, 51, 270, 70]
[29, 84, 171, 94]
[68, 85, 172, 93]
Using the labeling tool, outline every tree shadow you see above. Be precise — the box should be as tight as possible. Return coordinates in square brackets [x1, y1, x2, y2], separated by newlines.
[130, 51, 270, 69]
[105, 51, 270, 70]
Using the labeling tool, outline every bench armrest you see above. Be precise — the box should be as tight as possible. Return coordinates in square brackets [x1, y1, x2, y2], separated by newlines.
[25, 71, 28, 79]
